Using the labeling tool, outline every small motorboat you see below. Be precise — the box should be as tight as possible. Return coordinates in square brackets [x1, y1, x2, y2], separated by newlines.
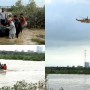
[0, 64, 7, 71]
[0, 69, 7, 75]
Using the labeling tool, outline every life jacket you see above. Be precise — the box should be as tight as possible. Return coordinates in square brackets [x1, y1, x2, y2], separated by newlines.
[7, 18, 13, 26]
[3, 64, 7, 70]
[20, 17, 26, 26]
[24, 17, 27, 27]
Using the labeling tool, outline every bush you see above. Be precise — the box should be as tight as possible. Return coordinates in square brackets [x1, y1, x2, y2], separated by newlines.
[0, 80, 45, 90]
[7, 0, 45, 29]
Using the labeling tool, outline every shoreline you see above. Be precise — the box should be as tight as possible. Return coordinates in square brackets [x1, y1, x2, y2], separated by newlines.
[46, 67, 90, 74]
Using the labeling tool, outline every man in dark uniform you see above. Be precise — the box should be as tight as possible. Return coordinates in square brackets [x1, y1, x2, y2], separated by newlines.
[14, 15, 21, 38]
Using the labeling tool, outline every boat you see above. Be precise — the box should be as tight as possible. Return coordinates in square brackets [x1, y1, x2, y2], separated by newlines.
[0, 69, 7, 74]
[0, 64, 7, 71]
[0, 25, 9, 37]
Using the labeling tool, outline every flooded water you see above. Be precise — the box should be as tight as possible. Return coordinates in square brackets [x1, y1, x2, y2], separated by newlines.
[0, 59, 45, 87]
[46, 74, 90, 90]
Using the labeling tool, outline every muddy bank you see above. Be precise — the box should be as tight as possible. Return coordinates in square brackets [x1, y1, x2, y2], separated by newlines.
[0, 28, 45, 45]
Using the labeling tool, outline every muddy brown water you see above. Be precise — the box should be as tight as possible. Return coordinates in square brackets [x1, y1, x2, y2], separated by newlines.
[0, 60, 45, 88]
[46, 74, 90, 90]
[0, 28, 45, 45]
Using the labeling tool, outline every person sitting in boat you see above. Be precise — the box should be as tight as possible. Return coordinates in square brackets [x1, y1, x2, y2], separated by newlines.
[1, 64, 4, 69]
[0, 62, 2, 69]
[3, 64, 7, 70]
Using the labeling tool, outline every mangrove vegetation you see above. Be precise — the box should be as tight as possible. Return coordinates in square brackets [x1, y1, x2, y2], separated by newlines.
[0, 50, 45, 61]
[7, 0, 45, 29]
[0, 80, 45, 90]
[46, 66, 90, 74]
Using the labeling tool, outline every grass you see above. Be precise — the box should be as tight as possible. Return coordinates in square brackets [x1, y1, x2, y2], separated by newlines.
[0, 42, 15, 45]
[31, 38, 45, 44]
[36, 35, 45, 39]
[0, 28, 45, 45]
[30, 28, 45, 44]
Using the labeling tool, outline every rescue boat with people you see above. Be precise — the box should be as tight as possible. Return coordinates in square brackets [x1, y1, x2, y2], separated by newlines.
[0, 63, 7, 71]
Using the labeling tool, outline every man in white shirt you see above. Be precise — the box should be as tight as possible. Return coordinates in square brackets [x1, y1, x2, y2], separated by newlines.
[7, 15, 16, 39]
[1, 8, 7, 26]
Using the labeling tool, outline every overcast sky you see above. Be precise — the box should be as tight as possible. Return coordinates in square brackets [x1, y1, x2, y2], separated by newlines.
[0, 45, 45, 52]
[46, 0, 90, 67]
[0, 0, 44, 6]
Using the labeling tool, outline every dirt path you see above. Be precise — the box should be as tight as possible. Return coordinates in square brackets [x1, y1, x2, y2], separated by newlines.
[0, 28, 45, 45]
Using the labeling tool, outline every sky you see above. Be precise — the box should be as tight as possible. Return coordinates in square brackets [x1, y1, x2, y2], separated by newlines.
[0, 0, 44, 6]
[0, 45, 45, 52]
[46, 0, 90, 67]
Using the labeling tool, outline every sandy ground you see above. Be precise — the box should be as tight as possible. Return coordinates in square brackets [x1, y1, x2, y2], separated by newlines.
[0, 28, 45, 45]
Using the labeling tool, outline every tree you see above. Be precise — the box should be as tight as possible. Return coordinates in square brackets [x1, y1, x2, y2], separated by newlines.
[7, 0, 45, 28]
[11, 0, 24, 15]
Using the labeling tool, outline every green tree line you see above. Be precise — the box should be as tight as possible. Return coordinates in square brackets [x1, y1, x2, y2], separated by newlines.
[46, 66, 90, 74]
[0, 51, 45, 61]
[7, 0, 45, 28]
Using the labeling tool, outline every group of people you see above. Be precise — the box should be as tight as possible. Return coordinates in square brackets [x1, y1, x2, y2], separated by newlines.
[0, 8, 27, 39]
[0, 63, 7, 70]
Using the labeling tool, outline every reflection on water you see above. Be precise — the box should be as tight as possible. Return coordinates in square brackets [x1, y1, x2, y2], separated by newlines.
[0, 59, 45, 87]
[47, 74, 90, 90]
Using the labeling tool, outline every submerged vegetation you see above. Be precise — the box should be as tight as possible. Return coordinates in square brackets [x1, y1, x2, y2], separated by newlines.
[0, 80, 45, 90]
[46, 66, 90, 74]
[0, 51, 45, 61]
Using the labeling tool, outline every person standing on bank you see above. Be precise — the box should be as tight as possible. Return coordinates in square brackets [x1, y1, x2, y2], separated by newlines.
[0, 8, 7, 26]
[14, 15, 21, 38]
[19, 13, 26, 32]
[7, 15, 16, 39]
